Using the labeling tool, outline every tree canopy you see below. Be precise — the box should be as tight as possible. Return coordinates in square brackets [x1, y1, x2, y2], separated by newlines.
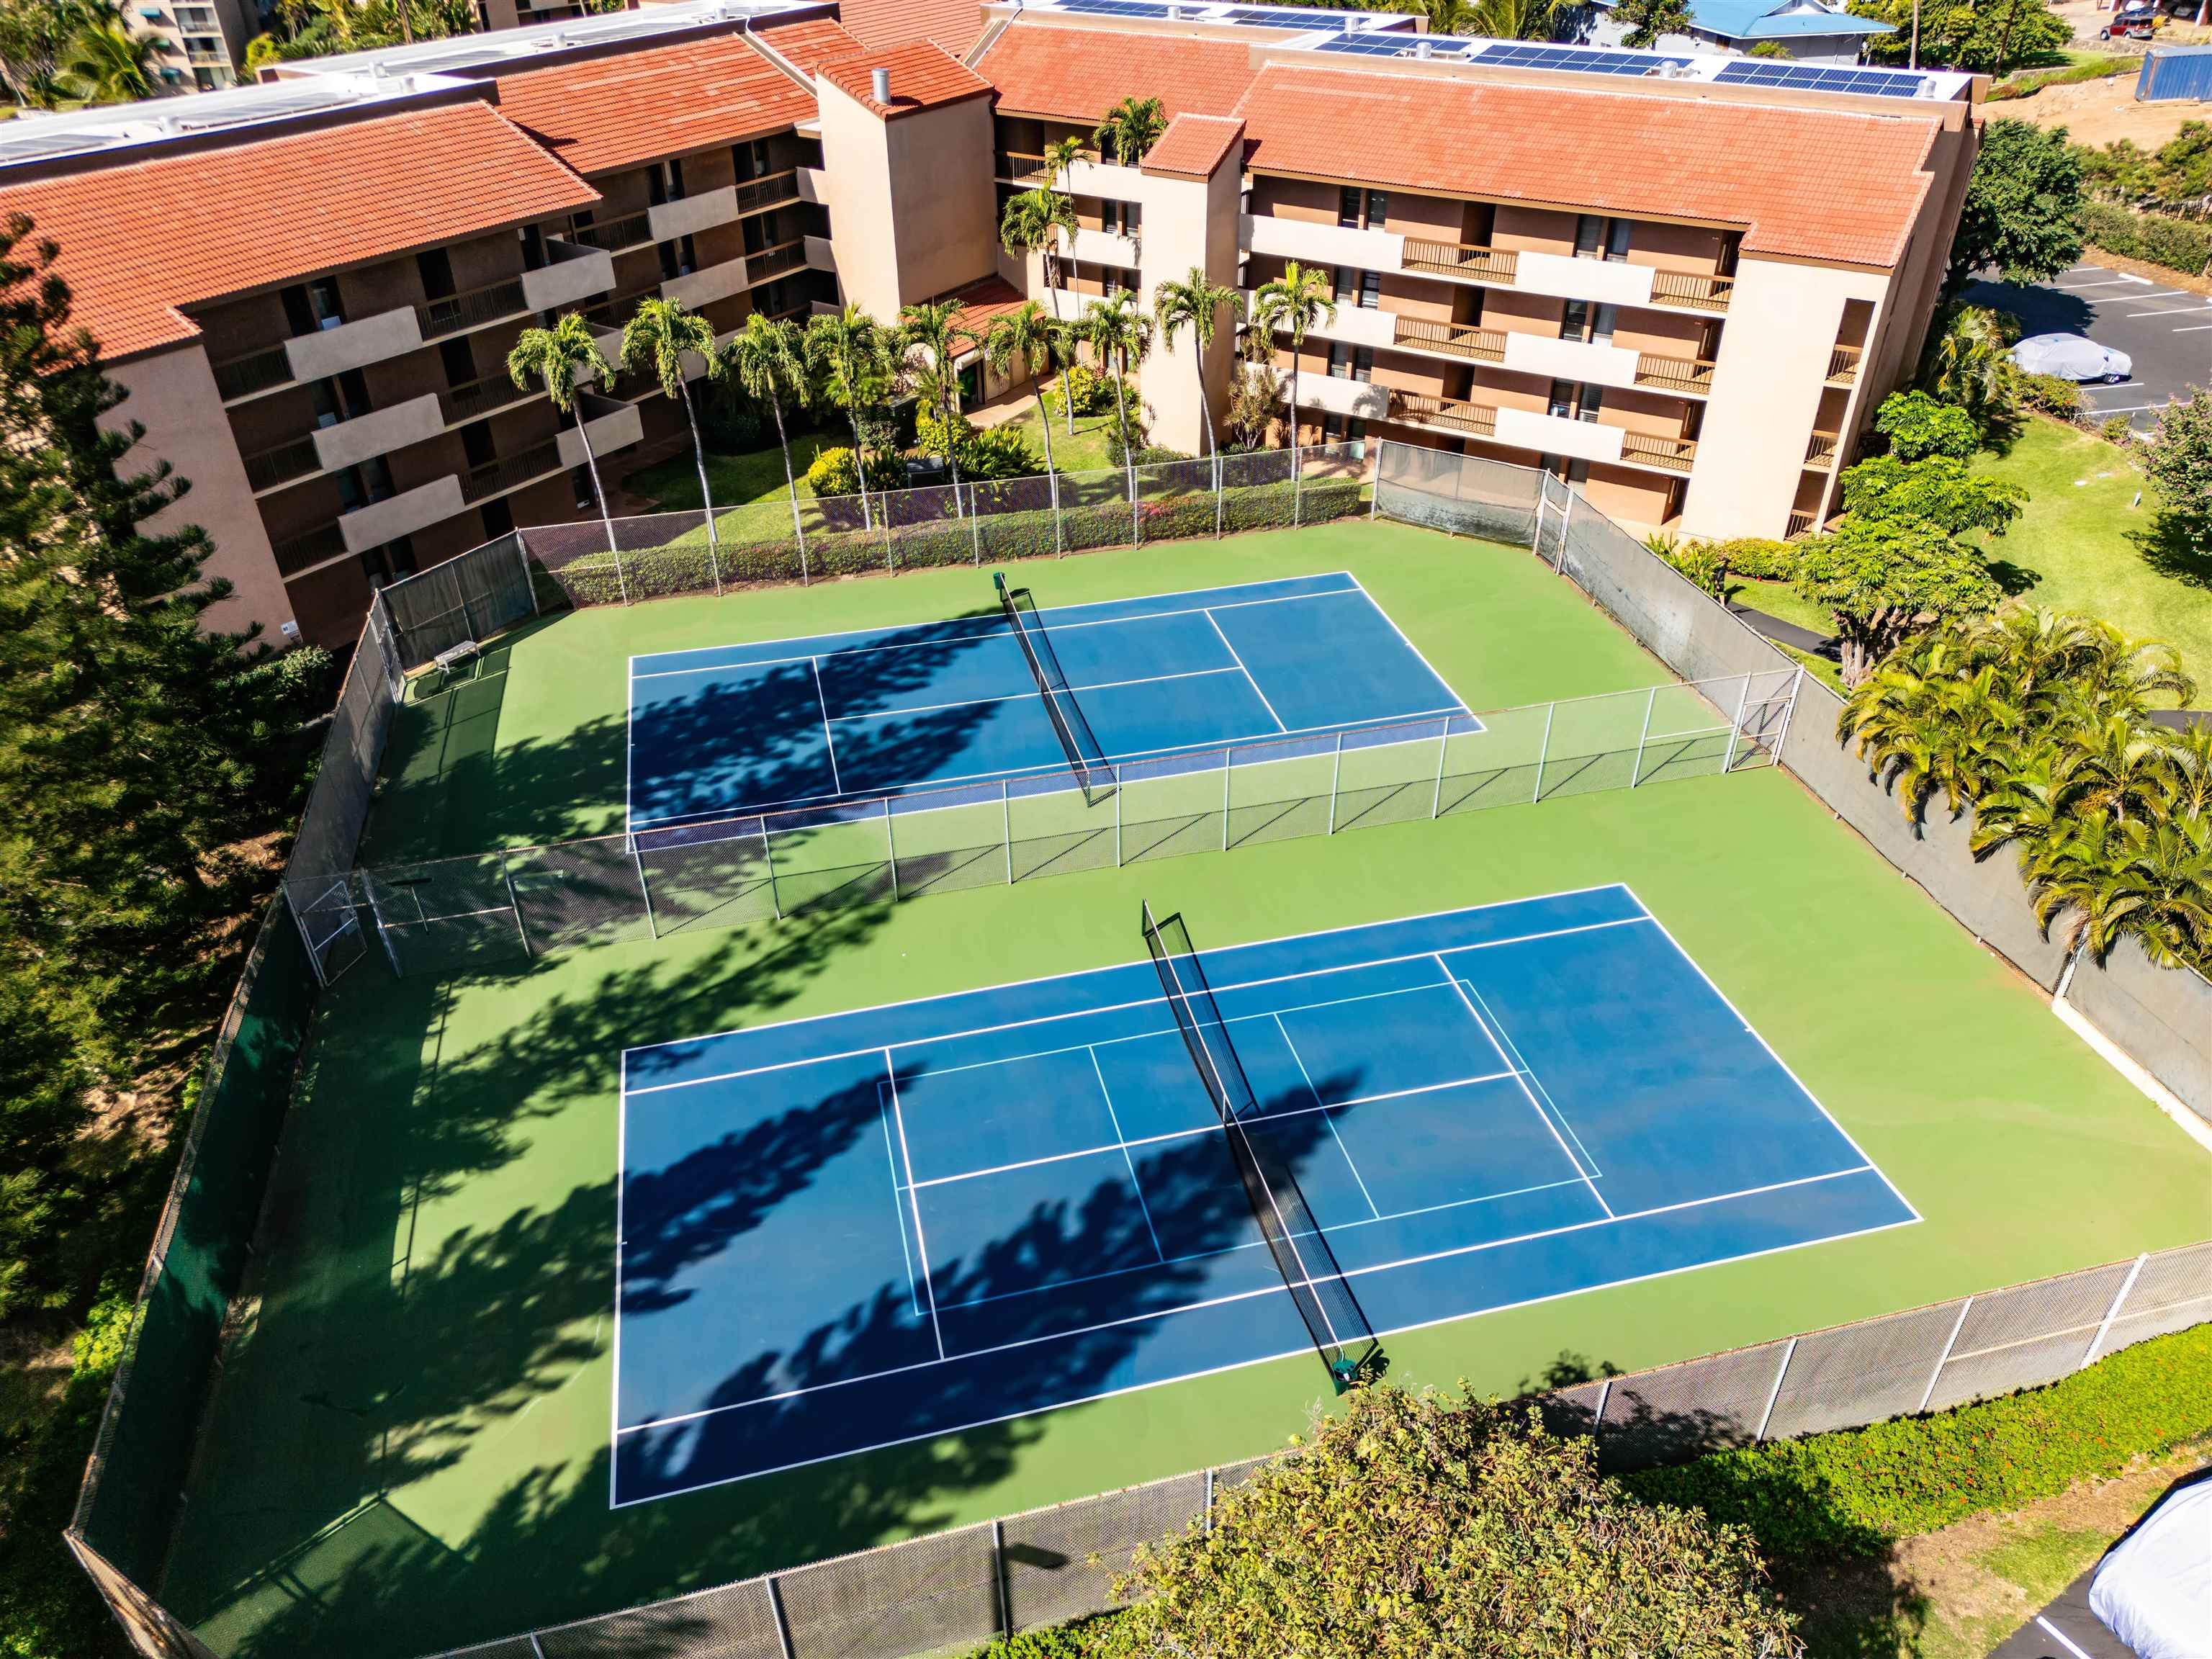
[1944, 119, 2086, 295]
[1848, 0, 2069, 74]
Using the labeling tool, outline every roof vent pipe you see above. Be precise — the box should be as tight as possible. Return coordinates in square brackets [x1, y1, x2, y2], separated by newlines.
[872, 66, 891, 103]
[1415, 37, 1431, 56]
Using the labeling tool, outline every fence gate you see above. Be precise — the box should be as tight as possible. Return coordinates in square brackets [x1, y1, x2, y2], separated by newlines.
[288, 877, 367, 986]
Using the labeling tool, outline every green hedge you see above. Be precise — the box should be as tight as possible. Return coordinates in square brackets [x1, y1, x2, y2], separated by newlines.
[2083, 201, 2212, 277]
[1625, 1321, 2212, 1559]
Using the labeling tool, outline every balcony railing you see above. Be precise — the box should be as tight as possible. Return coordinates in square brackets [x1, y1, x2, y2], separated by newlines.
[1619, 431, 1699, 473]
[462, 440, 564, 504]
[419, 277, 529, 341]
[1827, 343, 1863, 385]
[569, 212, 655, 255]
[1391, 316, 1504, 364]
[747, 240, 807, 283]
[441, 372, 533, 426]
[1632, 354, 1717, 393]
[269, 522, 346, 575]
[1650, 271, 1735, 313]
[213, 344, 292, 402]
[1388, 390, 1497, 438]
[1804, 430, 1842, 466]
[734, 171, 800, 215]
[1401, 239, 1518, 282]
[243, 436, 320, 493]
[1786, 509, 1818, 538]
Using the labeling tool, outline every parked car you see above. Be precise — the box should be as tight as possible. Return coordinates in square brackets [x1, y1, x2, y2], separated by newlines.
[2088, 1477, 2211, 1659]
[2011, 332, 2134, 383]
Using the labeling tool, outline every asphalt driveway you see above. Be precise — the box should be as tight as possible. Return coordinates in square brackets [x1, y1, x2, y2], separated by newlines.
[1964, 259, 2211, 434]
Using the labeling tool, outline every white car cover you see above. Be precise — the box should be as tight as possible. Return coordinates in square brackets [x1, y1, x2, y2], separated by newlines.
[2089, 1478, 2212, 1659]
[2012, 332, 2133, 382]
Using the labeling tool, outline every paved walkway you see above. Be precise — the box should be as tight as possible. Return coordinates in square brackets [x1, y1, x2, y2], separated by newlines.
[1986, 1564, 2136, 1659]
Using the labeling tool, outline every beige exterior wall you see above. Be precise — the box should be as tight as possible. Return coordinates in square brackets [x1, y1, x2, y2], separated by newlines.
[104, 346, 297, 644]
[819, 81, 997, 318]
[1136, 155, 1243, 454]
[1680, 254, 1887, 541]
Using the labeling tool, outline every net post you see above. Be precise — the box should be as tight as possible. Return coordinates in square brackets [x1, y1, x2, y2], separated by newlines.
[514, 531, 541, 616]
[884, 797, 900, 903]
[1532, 700, 1555, 802]
[1920, 1296, 1972, 1413]
[1554, 485, 1573, 573]
[992, 1517, 1012, 1637]
[1002, 779, 1014, 884]
[2082, 1254, 2147, 1368]
[763, 825, 783, 920]
[1754, 1337, 1796, 1441]
[1629, 685, 1656, 787]
[634, 844, 659, 939]
[1722, 673, 1753, 774]
[765, 1574, 797, 1659]
[500, 851, 532, 960]
[1326, 731, 1344, 835]
[1430, 714, 1449, 817]
[1114, 764, 1123, 866]
[1220, 747, 1231, 851]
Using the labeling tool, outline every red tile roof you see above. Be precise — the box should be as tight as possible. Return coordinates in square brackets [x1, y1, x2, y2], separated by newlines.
[494, 33, 818, 175]
[1233, 64, 1940, 269]
[818, 40, 993, 118]
[755, 13, 866, 73]
[976, 21, 1262, 123]
[1141, 112, 1244, 179]
[938, 274, 1029, 351]
[834, 0, 991, 58]
[0, 101, 598, 360]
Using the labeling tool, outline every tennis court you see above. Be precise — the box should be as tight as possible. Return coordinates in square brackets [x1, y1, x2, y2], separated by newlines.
[624, 572, 1475, 835]
[612, 884, 1916, 1506]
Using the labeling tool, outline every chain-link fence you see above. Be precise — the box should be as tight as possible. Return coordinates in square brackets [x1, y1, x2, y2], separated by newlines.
[346, 668, 1797, 978]
[418, 1241, 2211, 1659]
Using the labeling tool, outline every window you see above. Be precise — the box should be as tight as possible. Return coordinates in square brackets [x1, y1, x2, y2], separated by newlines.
[1591, 302, 1617, 343]
[1328, 343, 1372, 380]
[1338, 189, 1387, 230]
[416, 248, 455, 302]
[1100, 199, 1140, 238]
[1346, 416, 1367, 442]
[1606, 219, 1632, 262]
[1577, 385, 1604, 423]
[1566, 458, 1590, 485]
[570, 465, 597, 512]
[647, 156, 686, 206]
[658, 234, 698, 281]
[1333, 265, 1354, 304]
[1364, 190, 1388, 230]
[360, 534, 418, 587]
[309, 369, 372, 428]
[479, 498, 514, 540]
[282, 278, 345, 334]
[334, 456, 395, 511]
[439, 338, 475, 387]
[1338, 186, 1362, 228]
[734, 138, 773, 181]
[1573, 215, 1604, 258]
[519, 222, 547, 271]
[1547, 379, 1575, 418]
[1561, 300, 1591, 343]
[1359, 269, 1381, 310]
[460, 421, 497, 471]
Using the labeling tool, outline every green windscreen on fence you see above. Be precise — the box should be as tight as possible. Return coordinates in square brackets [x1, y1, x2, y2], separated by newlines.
[76, 896, 317, 1590]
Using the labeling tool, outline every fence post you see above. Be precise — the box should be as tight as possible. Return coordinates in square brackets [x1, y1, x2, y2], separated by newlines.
[1532, 701, 1555, 803]
[1920, 1297, 1973, 1413]
[971, 483, 984, 565]
[500, 853, 532, 960]
[1326, 732, 1345, 834]
[1553, 486, 1573, 573]
[1531, 478, 1548, 557]
[881, 498, 896, 575]
[1114, 765, 1123, 867]
[1215, 447, 1226, 539]
[704, 510, 724, 598]
[1130, 460, 1142, 549]
[634, 845, 659, 939]
[1769, 665, 1807, 765]
[1049, 469, 1065, 557]
[1754, 1337, 1796, 1441]
[1628, 685, 1657, 787]
[765, 1574, 797, 1659]
[992, 1518, 1012, 1637]
[763, 828, 783, 921]
[1203, 1465, 1215, 1532]
[514, 532, 541, 616]
[884, 797, 900, 903]
[1220, 748, 1233, 850]
[1003, 779, 1014, 883]
[1722, 673, 1753, 774]
[1430, 715, 1450, 817]
[2081, 1254, 2147, 1368]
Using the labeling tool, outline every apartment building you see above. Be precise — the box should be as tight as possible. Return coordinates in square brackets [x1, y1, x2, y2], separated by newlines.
[127, 0, 253, 90]
[0, 0, 1979, 652]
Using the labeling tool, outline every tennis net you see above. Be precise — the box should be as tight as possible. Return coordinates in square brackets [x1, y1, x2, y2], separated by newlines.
[995, 572, 1116, 805]
[1141, 902, 1380, 1390]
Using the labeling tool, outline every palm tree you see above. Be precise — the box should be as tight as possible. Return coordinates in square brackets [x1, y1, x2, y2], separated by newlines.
[898, 299, 970, 505]
[804, 304, 894, 531]
[986, 302, 1067, 554]
[1251, 260, 1336, 505]
[1462, 0, 1564, 36]
[1092, 94, 1165, 166]
[508, 314, 624, 601]
[60, 12, 158, 102]
[1044, 132, 1086, 189]
[620, 297, 724, 590]
[1154, 268, 1238, 464]
[1918, 305, 2018, 428]
[1001, 186, 1078, 321]
[719, 313, 812, 574]
[1079, 292, 1154, 489]
[2053, 714, 2181, 827]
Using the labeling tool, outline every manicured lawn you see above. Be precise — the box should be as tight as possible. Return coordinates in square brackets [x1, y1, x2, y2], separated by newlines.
[621, 429, 836, 511]
[1974, 415, 2212, 705]
[992, 400, 1123, 476]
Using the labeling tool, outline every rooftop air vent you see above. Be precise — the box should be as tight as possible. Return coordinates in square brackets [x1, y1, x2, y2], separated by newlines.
[872, 65, 890, 102]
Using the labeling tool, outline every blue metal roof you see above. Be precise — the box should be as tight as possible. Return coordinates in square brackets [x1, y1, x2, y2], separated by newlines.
[1593, 0, 1894, 39]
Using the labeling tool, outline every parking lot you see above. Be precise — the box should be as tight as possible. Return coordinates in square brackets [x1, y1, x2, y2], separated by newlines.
[1965, 258, 2211, 433]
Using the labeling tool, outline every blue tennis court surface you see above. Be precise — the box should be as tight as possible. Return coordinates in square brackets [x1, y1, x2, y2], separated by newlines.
[611, 886, 1915, 1506]
[625, 572, 1473, 832]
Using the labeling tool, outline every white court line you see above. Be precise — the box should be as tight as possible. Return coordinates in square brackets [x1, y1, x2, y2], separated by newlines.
[626, 580, 1367, 680]
[878, 1082, 923, 1318]
[609, 1046, 629, 1511]
[881, 1053, 945, 1362]
[1088, 1047, 1166, 1264]
[1344, 570, 1474, 710]
[1449, 971, 1602, 1174]
[625, 914, 1653, 1094]
[807, 656, 843, 795]
[1202, 608, 1287, 732]
[826, 665, 1246, 725]
[1274, 1014, 1380, 1220]
[1435, 959, 1614, 1219]
[614, 1163, 1889, 1442]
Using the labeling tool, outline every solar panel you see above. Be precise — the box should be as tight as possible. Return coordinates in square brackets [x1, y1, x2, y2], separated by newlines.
[1712, 58, 1931, 96]
[1315, 30, 1442, 54]
[1218, 5, 1344, 25]
[0, 130, 111, 163]
[1467, 40, 1694, 73]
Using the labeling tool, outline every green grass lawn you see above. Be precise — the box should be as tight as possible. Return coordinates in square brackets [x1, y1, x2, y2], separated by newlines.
[621, 430, 836, 511]
[164, 521, 2210, 1659]
[993, 400, 1123, 475]
[1974, 415, 2212, 704]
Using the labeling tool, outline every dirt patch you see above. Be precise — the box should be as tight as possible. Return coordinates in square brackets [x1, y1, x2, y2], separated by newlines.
[1783, 1442, 2211, 1659]
[2001, 67, 2211, 148]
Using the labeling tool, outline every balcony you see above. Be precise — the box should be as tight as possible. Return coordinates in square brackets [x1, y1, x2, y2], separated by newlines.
[1500, 331, 1641, 390]
[1804, 430, 1843, 467]
[1390, 315, 1504, 364]
[1786, 508, 1819, 537]
[570, 211, 655, 256]
[734, 171, 801, 216]
[214, 343, 294, 403]
[805, 234, 837, 275]
[1617, 431, 1699, 474]
[1633, 354, 1717, 394]
[554, 394, 643, 472]
[1065, 225, 1139, 269]
[747, 240, 807, 284]
[1400, 238, 1517, 283]
[441, 371, 535, 426]
[1272, 367, 1389, 421]
[1650, 271, 1735, 313]
[1245, 212, 1401, 274]
[994, 149, 1051, 184]
[660, 255, 750, 310]
[521, 241, 617, 313]
[1827, 343, 1863, 385]
[649, 186, 739, 245]
[284, 306, 424, 382]
[269, 522, 347, 577]
[799, 167, 828, 205]
[314, 392, 444, 472]
[1065, 157, 1145, 198]
[243, 436, 320, 495]
[418, 277, 529, 342]
[337, 475, 465, 554]
[462, 441, 565, 505]
[1388, 390, 1496, 439]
